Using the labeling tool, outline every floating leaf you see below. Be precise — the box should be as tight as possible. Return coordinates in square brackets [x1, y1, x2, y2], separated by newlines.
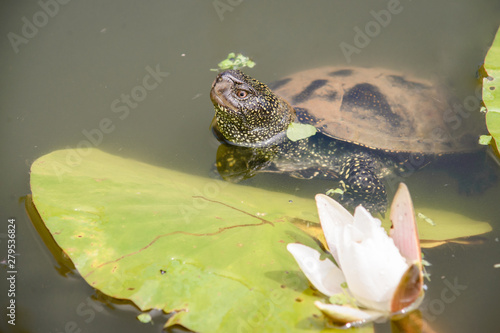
[137, 313, 153, 324]
[486, 111, 500, 155]
[483, 26, 500, 155]
[211, 52, 256, 71]
[286, 122, 317, 142]
[326, 188, 344, 196]
[29, 149, 493, 331]
[29, 149, 345, 332]
[479, 135, 492, 145]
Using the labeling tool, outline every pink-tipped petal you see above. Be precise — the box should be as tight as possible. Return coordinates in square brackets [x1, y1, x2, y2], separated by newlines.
[390, 183, 422, 264]
[391, 263, 424, 313]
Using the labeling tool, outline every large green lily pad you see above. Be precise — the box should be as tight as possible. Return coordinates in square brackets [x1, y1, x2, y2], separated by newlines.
[29, 149, 492, 331]
[30, 149, 353, 332]
[483, 26, 500, 153]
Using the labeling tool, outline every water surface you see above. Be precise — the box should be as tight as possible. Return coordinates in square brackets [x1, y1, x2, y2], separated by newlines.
[1, 0, 500, 332]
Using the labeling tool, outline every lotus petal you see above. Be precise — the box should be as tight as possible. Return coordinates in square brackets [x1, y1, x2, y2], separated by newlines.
[391, 263, 424, 313]
[314, 301, 383, 326]
[390, 183, 422, 264]
[287, 243, 345, 296]
[336, 206, 408, 311]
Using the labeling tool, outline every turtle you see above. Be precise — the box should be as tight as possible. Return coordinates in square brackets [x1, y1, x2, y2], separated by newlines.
[209, 67, 485, 214]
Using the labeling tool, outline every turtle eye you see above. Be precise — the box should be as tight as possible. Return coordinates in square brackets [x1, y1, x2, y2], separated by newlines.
[236, 89, 249, 99]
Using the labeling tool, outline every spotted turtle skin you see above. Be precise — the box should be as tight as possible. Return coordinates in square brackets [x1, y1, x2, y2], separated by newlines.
[209, 67, 482, 213]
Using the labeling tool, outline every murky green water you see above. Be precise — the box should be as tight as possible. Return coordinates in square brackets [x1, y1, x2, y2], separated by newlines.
[1, 0, 500, 332]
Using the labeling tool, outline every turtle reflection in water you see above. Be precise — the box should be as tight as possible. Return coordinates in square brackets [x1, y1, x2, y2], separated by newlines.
[209, 67, 489, 214]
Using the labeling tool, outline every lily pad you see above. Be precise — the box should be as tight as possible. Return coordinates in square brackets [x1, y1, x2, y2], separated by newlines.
[29, 149, 350, 332]
[483, 26, 500, 154]
[29, 149, 492, 331]
[486, 111, 500, 154]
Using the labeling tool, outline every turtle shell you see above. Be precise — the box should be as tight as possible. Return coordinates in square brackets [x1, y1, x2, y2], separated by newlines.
[272, 67, 483, 154]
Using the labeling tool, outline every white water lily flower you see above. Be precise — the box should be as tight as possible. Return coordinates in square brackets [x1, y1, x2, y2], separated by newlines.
[287, 183, 423, 326]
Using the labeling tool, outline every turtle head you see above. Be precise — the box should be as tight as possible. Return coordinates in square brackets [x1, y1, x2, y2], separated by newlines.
[210, 70, 295, 145]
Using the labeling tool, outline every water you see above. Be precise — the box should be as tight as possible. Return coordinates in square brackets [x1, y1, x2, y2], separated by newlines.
[1, 0, 500, 332]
